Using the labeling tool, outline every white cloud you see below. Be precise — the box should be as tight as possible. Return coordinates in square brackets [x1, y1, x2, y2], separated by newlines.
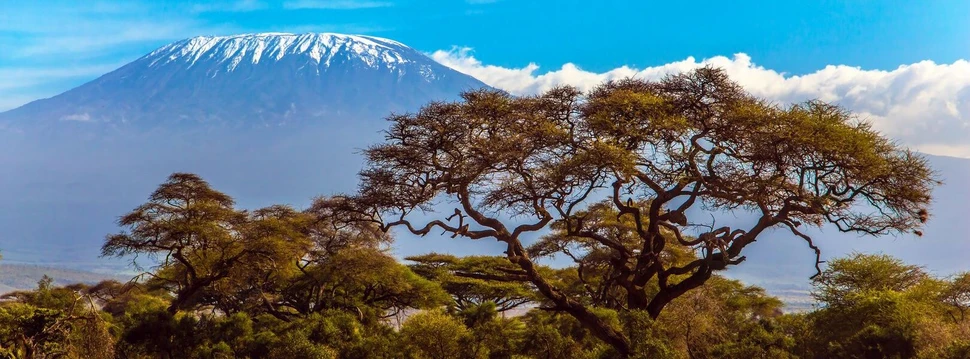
[282, 0, 392, 10]
[433, 48, 970, 159]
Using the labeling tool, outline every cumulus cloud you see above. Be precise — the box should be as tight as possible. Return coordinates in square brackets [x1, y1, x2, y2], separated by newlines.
[432, 48, 970, 158]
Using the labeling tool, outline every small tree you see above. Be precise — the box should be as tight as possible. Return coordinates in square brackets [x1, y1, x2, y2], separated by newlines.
[281, 247, 449, 321]
[348, 67, 936, 355]
[805, 253, 956, 358]
[406, 253, 534, 313]
[812, 252, 930, 308]
[274, 198, 449, 320]
[102, 173, 298, 314]
[0, 276, 115, 358]
[397, 310, 471, 359]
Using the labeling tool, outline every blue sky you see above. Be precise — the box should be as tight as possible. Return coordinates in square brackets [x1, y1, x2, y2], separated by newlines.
[2, 0, 969, 107]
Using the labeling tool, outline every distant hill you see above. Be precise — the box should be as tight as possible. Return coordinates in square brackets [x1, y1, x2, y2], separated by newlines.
[0, 263, 131, 294]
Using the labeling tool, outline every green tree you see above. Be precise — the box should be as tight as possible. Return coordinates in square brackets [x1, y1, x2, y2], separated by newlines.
[655, 276, 790, 358]
[203, 204, 314, 317]
[0, 276, 114, 359]
[218, 197, 452, 322]
[102, 173, 250, 314]
[397, 310, 471, 359]
[519, 309, 619, 359]
[281, 246, 449, 322]
[406, 253, 533, 312]
[347, 67, 936, 356]
[802, 253, 959, 358]
[812, 252, 929, 308]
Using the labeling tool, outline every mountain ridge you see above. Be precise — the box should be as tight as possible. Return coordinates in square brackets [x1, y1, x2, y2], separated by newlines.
[146, 33, 420, 75]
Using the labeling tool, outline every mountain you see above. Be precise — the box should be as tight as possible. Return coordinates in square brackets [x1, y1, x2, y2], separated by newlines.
[0, 32, 491, 270]
[0, 33, 487, 131]
[0, 264, 130, 294]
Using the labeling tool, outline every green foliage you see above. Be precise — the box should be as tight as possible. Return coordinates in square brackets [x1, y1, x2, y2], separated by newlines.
[102, 173, 261, 314]
[397, 310, 472, 359]
[813, 252, 930, 307]
[516, 310, 620, 359]
[622, 310, 676, 359]
[0, 276, 116, 359]
[266, 333, 337, 359]
[407, 253, 534, 312]
[793, 252, 968, 359]
[283, 246, 450, 322]
[943, 271, 970, 321]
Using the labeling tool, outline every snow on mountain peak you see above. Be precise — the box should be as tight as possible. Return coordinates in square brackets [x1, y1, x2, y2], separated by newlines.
[146, 32, 417, 72]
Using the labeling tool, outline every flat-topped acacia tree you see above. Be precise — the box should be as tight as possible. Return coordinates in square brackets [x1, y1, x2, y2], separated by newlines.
[350, 67, 936, 356]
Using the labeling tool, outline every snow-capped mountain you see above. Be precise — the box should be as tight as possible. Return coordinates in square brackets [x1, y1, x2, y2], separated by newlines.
[0, 33, 487, 130]
[149, 33, 420, 74]
[0, 33, 491, 268]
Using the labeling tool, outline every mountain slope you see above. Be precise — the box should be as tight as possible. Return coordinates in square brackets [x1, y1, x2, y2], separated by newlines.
[0, 33, 487, 130]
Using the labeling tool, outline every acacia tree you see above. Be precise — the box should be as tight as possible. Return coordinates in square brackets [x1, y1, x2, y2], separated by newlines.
[803, 253, 959, 357]
[102, 173, 306, 314]
[203, 204, 314, 316]
[811, 252, 930, 308]
[269, 197, 448, 320]
[349, 67, 936, 355]
[406, 253, 534, 312]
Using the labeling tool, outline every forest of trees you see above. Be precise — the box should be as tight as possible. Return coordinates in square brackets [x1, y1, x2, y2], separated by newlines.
[2, 68, 969, 358]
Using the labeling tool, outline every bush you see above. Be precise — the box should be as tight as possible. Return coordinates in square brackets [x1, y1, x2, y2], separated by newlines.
[397, 310, 472, 359]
